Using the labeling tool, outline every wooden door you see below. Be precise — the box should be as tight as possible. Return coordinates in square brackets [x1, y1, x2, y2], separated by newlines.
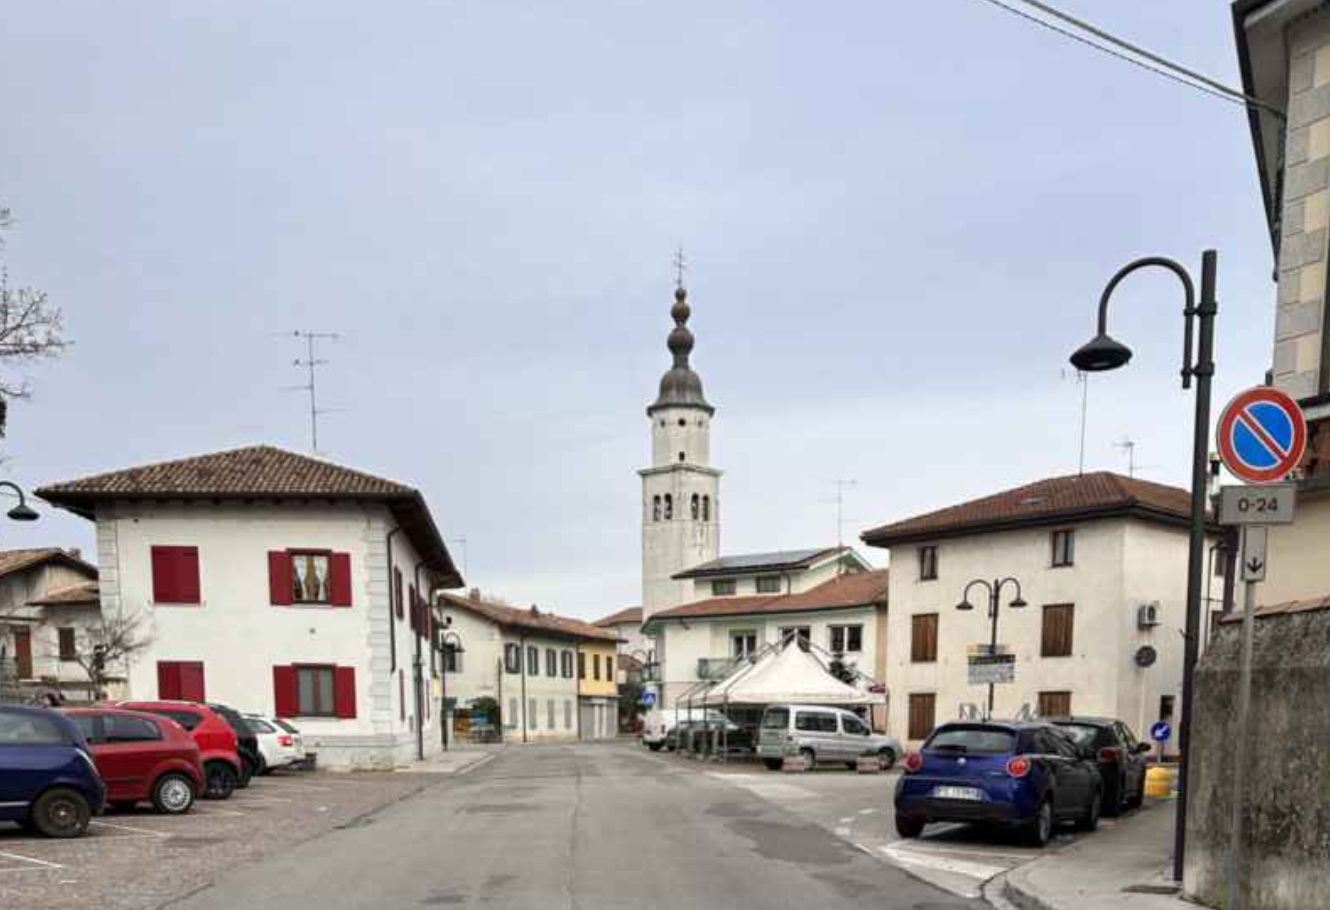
[14, 629, 32, 679]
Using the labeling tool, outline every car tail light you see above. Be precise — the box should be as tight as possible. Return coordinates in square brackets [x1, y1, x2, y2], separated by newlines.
[1006, 756, 1031, 778]
[279, 735, 294, 747]
[1098, 748, 1118, 763]
[903, 751, 923, 774]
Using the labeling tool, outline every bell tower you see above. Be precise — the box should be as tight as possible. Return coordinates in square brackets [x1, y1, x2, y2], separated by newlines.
[640, 280, 721, 624]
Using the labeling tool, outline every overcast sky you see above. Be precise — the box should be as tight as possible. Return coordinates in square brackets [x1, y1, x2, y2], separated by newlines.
[2, 2, 1276, 619]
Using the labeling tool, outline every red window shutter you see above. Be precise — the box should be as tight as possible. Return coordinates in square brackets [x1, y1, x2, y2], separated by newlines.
[178, 548, 201, 604]
[329, 552, 352, 607]
[408, 585, 417, 632]
[394, 568, 404, 620]
[398, 668, 405, 721]
[268, 551, 292, 606]
[151, 547, 176, 603]
[333, 666, 357, 719]
[157, 662, 182, 699]
[272, 666, 298, 718]
[179, 662, 206, 701]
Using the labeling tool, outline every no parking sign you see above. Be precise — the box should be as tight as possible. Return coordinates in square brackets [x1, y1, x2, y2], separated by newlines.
[1217, 386, 1307, 485]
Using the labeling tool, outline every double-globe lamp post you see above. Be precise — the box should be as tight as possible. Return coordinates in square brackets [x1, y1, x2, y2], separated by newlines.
[956, 577, 1027, 719]
[1069, 250, 1217, 883]
[436, 619, 465, 751]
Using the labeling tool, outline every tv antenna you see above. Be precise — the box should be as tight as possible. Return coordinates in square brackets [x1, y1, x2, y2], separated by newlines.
[825, 479, 858, 554]
[285, 330, 340, 452]
[1113, 436, 1157, 478]
[1062, 369, 1090, 475]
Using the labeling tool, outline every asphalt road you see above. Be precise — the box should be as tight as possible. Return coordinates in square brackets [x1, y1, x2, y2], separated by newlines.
[172, 744, 980, 910]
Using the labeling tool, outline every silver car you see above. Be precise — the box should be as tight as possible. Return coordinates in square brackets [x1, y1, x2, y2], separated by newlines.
[756, 704, 903, 770]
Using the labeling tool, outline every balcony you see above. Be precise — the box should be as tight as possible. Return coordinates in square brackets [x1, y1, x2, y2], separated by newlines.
[696, 657, 740, 681]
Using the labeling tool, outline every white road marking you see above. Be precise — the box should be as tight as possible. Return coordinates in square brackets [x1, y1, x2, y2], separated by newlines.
[834, 827, 852, 837]
[908, 844, 1032, 861]
[880, 842, 1007, 882]
[858, 808, 875, 815]
[838, 816, 856, 824]
[0, 850, 63, 870]
[90, 820, 169, 838]
[230, 794, 293, 803]
[706, 773, 816, 801]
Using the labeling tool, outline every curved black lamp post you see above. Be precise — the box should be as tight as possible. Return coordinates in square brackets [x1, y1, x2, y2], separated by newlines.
[0, 481, 39, 522]
[437, 620, 465, 751]
[1069, 251, 1217, 883]
[956, 577, 1027, 719]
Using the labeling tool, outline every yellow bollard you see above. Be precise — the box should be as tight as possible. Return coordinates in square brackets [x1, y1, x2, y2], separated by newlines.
[1144, 765, 1176, 799]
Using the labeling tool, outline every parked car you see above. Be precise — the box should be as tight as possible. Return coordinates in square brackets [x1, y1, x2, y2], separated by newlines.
[756, 704, 903, 770]
[63, 707, 203, 815]
[207, 703, 260, 786]
[642, 708, 728, 751]
[894, 721, 1102, 846]
[243, 713, 305, 773]
[116, 700, 241, 799]
[0, 704, 105, 838]
[1048, 716, 1151, 816]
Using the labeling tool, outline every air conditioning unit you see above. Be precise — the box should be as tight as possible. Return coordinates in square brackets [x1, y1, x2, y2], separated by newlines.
[1137, 602, 1160, 630]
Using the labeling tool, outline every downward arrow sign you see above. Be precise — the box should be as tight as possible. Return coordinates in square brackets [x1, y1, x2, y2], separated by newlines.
[1246, 558, 1264, 574]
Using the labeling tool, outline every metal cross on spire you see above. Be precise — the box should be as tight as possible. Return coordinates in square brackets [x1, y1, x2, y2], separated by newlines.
[673, 245, 687, 290]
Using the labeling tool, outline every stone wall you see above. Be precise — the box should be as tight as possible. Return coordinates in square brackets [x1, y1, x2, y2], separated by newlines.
[1184, 608, 1330, 909]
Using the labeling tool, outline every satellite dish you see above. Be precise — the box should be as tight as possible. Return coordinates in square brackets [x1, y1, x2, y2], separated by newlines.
[1134, 645, 1158, 668]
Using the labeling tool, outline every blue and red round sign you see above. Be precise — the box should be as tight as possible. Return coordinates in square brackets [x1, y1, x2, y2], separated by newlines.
[1217, 386, 1307, 485]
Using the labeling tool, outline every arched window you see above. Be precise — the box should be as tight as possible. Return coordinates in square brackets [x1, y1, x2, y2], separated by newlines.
[702, 495, 710, 522]
[678, 451, 686, 463]
[690, 494, 700, 520]
[663, 494, 673, 520]
[652, 495, 661, 522]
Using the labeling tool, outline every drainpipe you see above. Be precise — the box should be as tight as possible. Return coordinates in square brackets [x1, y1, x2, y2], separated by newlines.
[496, 656, 505, 745]
[385, 528, 401, 673]
[412, 562, 427, 761]
[519, 632, 528, 743]
[576, 642, 583, 742]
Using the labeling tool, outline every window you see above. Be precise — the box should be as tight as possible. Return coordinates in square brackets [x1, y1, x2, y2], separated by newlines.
[58, 627, 77, 661]
[151, 545, 201, 604]
[1159, 695, 1176, 721]
[829, 624, 863, 654]
[778, 626, 811, 651]
[504, 643, 521, 674]
[157, 661, 206, 701]
[756, 575, 782, 594]
[296, 666, 337, 717]
[565, 700, 573, 729]
[561, 650, 574, 679]
[1041, 604, 1075, 657]
[546, 699, 555, 729]
[246, 718, 276, 734]
[795, 711, 838, 732]
[394, 567, 404, 619]
[691, 494, 700, 519]
[910, 614, 938, 663]
[731, 631, 758, 658]
[908, 693, 937, 741]
[1051, 529, 1075, 567]
[652, 496, 661, 521]
[292, 552, 330, 603]
[578, 652, 586, 679]
[443, 644, 462, 673]
[702, 496, 711, 521]
[678, 452, 686, 463]
[593, 654, 601, 680]
[268, 550, 352, 607]
[711, 579, 737, 596]
[105, 715, 162, 743]
[0, 712, 65, 745]
[527, 645, 539, 676]
[1038, 691, 1072, 718]
[529, 699, 538, 729]
[152, 709, 202, 731]
[663, 494, 673, 520]
[606, 657, 613, 680]
[507, 698, 519, 729]
[918, 546, 938, 581]
[546, 649, 557, 678]
[841, 715, 870, 736]
[928, 726, 1017, 754]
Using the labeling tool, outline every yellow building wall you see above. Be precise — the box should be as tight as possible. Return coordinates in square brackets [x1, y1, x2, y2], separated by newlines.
[579, 642, 618, 697]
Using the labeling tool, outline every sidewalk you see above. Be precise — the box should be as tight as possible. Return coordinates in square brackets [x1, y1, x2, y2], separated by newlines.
[990, 800, 1197, 910]
[396, 748, 496, 775]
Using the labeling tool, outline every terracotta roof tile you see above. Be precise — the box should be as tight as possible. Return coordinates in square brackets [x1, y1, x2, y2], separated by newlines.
[0, 548, 96, 581]
[649, 569, 887, 622]
[862, 472, 1195, 546]
[439, 593, 620, 643]
[594, 606, 642, 627]
[28, 581, 100, 607]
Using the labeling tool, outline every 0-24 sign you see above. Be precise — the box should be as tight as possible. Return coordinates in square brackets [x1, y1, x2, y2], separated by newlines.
[1219, 483, 1297, 526]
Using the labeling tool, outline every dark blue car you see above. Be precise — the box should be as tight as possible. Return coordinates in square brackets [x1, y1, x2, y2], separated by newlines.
[0, 704, 105, 837]
[894, 721, 1101, 846]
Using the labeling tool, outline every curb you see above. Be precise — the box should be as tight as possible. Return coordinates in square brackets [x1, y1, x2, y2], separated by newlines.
[998, 863, 1056, 910]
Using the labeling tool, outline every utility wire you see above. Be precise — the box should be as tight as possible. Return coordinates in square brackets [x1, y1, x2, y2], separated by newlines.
[969, 0, 1286, 120]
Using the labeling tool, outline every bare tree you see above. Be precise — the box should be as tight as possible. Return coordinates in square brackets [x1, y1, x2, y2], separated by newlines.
[73, 611, 151, 700]
[0, 202, 67, 411]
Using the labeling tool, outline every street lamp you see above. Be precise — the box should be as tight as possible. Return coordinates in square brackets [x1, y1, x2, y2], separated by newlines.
[437, 619, 465, 752]
[956, 577, 1027, 719]
[1068, 251, 1217, 884]
[0, 482, 39, 522]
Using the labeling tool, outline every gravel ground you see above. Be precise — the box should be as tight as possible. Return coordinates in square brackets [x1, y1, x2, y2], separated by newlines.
[0, 770, 446, 910]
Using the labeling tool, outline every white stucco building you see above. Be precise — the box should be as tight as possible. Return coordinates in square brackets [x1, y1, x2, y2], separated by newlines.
[437, 590, 621, 743]
[36, 445, 463, 770]
[861, 472, 1213, 748]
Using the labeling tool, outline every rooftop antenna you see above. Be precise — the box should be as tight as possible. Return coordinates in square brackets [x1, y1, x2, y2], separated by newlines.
[285, 330, 340, 452]
[825, 480, 858, 560]
[1061, 369, 1090, 475]
[1115, 437, 1137, 477]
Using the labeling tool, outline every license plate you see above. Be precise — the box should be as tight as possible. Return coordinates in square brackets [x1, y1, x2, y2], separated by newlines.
[934, 786, 984, 801]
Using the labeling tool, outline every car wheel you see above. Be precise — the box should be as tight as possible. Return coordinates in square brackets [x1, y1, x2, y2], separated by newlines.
[204, 761, 238, 800]
[800, 748, 816, 770]
[152, 773, 196, 815]
[762, 758, 783, 771]
[879, 748, 897, 770]
[256, 753, 270, 777]
[1078, 788, 1102, 831]
[1126, 779, 1145, 810]
[1101, 777, 1121, 817]
[647, 742, 663, 752]
[236, 755, 254, 789]
[895, 814, 925, 838]
[31, 788, 91, 838]
[1026, 798, 1054, 847]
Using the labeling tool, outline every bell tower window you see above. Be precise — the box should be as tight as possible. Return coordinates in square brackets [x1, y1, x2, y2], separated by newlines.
[678, 452, 686, 463]
[702, 496, 711, 522]
[652, 496, 661, 522]
[690, 494, 700, 519]
[663, 494, 673, 520]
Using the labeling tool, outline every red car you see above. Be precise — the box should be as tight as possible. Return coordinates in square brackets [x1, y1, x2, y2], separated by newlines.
[63, 707, 203, 814]
[116, 701, 241, 799]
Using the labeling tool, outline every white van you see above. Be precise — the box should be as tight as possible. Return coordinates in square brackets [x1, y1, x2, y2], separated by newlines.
[641, 708, 727, 751]
[756, 704, 902, 770]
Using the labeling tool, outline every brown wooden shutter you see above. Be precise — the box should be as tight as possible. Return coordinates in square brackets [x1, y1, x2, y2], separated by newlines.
[333, 666, 357, 719]
[1041, 604, 1075, 657]
[394, 568, 404, 620]
[911, 614, 938, 662]
[328, 553, 352, 607]
[58, 628, 77, 661]
[268, 552, 293, 606]
[273, 666, 298, 717]
[908, 693, 936, 741]
[1038, 691, 1072, 717]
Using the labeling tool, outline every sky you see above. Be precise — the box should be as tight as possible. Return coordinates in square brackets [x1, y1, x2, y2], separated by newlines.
[1, 1, 1277, 620]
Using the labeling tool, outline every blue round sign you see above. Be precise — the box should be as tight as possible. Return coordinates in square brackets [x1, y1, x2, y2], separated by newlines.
[1150, 721, 1172, 743]
[640, 691, 657, 707]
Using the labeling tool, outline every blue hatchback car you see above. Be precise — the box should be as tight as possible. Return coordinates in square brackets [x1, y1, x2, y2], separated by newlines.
[0, 704, 106, 837]
[894, 721, 1102, 846]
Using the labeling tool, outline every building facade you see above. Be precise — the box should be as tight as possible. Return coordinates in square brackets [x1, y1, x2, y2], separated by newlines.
[0, 549, 102, 697]
[862, 472, 1208, 747]
[36, 445, 462, 770]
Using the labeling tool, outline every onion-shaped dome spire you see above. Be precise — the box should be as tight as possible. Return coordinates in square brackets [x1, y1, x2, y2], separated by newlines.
[648, 285, 714, 416]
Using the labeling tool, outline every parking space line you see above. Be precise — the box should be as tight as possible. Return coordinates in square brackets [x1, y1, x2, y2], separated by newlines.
[184, 807, 247, 818]
[906, 844, 1033, 861]
[880, 842, 1007, 881]
[90, 820, 170, 838]
[0, 850, 64, 870]
[231, 795, 293, 803]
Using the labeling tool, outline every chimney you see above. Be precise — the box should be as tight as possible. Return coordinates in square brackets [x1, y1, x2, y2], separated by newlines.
[469, 588, 481, 602]
[67, 548, 82, 561]
[530, 604, 540, 616]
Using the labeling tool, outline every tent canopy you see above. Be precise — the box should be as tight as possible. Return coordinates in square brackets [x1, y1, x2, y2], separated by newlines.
[697, 641, 877, 707]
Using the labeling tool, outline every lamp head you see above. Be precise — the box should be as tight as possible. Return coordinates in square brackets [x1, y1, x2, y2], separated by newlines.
[1010, 596, 1028, 609]
[1070, 333, 1132, 372]
[955, 600, 975, 612]
[6, 502, 38, 522]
